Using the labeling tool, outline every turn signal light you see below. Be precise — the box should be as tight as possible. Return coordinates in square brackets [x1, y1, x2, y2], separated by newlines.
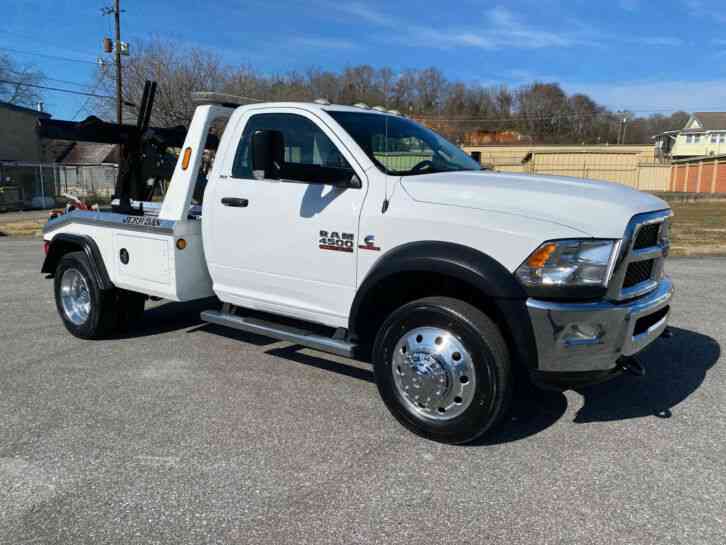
[526, 243, 557, 268]
[176, 238, 187, 250]
[181, 147, 192, 170]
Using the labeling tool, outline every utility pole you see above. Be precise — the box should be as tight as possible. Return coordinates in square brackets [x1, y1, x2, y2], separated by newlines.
[102, 2, 124, 124]
[114, 0, 122, 124]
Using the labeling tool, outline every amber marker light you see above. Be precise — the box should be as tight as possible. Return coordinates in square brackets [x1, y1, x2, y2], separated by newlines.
[181, 147, 192, 170]
[527, 243, 557, 268]
[176, 238, 187, 250]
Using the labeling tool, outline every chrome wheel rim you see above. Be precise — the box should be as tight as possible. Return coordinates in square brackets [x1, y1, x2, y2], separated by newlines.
[392, 326, 476, 421]
[60, 268, 91, 326]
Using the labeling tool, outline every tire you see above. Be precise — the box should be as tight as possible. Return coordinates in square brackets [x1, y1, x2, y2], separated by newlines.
[372, 296, 512, 444]
[54, 251, 117, 339]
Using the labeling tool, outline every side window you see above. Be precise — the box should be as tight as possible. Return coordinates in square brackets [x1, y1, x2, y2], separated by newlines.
[231, 113, 352, 183]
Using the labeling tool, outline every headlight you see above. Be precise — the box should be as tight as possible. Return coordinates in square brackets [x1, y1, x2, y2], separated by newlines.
[515, 239, 618, 298]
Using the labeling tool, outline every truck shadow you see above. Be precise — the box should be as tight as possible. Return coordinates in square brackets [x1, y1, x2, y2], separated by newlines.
[119, 298, 282, 347]
[474, 326, 720, 446]
[114, 297, 218, 339]
[573, 327, 720, 423]
[123, 302, 719, 444]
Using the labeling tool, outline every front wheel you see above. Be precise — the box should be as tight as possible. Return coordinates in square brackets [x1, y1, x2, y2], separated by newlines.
[373, 297, 512, 444]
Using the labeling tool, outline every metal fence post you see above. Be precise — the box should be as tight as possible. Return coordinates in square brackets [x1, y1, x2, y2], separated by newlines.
[635, 164, 641, 189]
[39, 165, 46, 208]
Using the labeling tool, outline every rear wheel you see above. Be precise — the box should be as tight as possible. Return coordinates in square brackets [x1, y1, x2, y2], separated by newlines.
[54, 252, 116, 339]
[373, 296, 512, 444]
[54, 252, 146, 338]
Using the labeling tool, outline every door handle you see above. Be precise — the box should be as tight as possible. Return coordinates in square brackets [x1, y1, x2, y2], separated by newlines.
[221, 197, 249, 208]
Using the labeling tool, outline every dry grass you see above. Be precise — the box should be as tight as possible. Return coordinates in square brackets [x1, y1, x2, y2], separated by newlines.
[668, 201, 726, 256]
[0, 219, 45, 237]
[1, 201, 724, 256]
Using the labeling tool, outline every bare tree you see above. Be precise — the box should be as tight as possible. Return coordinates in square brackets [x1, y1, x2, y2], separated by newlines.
[87, 38, 686, 145]
[0, 53, 44, 107]
[97, 38, 230, 126]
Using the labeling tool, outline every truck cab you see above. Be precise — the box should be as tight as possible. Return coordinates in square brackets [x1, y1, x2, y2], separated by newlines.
[42, 94, 674, 444]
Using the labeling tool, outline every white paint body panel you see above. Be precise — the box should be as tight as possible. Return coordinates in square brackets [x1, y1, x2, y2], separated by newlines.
[44, 215, 213, 301]
[44, 101, 671, 331]
[202, 106, 370, 327]
[400, 170, 669, 238]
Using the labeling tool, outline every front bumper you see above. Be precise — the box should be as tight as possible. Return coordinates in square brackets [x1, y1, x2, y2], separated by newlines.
[526, 276, 673, 374]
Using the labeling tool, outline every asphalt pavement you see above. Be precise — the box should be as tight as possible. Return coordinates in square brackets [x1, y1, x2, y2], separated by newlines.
[1, 237, 723, 544]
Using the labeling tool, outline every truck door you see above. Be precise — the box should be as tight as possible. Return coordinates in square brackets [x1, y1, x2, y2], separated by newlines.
[204, 109, 367, 327]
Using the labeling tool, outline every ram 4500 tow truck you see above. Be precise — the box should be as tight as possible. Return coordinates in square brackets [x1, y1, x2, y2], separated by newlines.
[41, 88, 674, 443]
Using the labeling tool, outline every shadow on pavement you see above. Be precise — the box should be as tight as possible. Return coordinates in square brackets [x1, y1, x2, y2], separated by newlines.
[574, 327, 720, 422]
[121, 300, 720, 442]
[471, 384, 568, 446]
[113, 297, 220, 339]
[265, 344, 376, 383]
[116, 297, 279, 347]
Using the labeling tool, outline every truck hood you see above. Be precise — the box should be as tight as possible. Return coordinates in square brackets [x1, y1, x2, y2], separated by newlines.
[400, 170, 669, 238]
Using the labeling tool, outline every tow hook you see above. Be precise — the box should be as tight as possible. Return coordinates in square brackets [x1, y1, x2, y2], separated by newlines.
[618, 355, 646, 377]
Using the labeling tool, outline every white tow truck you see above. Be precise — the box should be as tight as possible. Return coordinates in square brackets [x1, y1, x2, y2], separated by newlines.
[42, 92, 674, 443]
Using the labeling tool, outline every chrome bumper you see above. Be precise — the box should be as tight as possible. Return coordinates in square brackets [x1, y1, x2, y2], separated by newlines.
[526, 277, 674, 373]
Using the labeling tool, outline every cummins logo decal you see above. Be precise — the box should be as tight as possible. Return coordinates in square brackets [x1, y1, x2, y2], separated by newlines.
[359, 235, 381, 251]
[319, 230, 354, 252]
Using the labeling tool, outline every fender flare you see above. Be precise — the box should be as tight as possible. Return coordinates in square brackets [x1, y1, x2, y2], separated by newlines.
[349, 240, 538, 369]
[41, 233, 114, 291]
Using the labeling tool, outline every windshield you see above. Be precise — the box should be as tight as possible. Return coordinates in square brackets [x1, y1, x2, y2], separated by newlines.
[327, 111, 481, 176]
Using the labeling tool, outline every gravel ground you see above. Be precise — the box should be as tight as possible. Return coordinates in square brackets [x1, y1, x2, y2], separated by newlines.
[1, 237, 723, 545]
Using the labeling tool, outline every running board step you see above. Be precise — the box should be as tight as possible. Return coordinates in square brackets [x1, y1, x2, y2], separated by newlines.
[200, 310, 357, 358]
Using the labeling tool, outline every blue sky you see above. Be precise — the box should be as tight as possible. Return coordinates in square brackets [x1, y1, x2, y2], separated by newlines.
[2, 0, 726, 120]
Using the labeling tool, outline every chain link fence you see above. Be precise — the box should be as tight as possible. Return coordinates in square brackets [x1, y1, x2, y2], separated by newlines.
[0, 162, 117, 211]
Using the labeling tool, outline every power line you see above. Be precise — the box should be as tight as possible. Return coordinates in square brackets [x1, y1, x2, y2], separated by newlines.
[0, 46, 102, 66]
[44, 76, 98, 88]
[0, 29, 101, 59]
[72, 66, 109, 120]
[414, 113, 610, 124]
[0, 67, 94, 89]
[414, 108, 722, 123]
[412, 111, 704, 124]
[0, 78, 130, 103]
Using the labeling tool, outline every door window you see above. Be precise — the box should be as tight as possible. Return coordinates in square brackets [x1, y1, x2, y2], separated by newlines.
[231, 113, 353, 184]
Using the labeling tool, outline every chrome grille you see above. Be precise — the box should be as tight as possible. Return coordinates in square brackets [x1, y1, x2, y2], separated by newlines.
[633, 223, 661, 250]
[607, 210, 672, 301]
[623, 260, 654, 288]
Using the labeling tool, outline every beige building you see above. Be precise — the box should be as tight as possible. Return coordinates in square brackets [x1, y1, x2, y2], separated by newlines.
[667, 112, 726, 159]
[0, 101, 50, 162]
[462, 144, 670, 191]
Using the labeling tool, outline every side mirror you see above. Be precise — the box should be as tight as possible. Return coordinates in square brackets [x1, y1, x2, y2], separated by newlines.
[329, 171, 361, 189]
[347, 173, 362, 189]
[251, 129, 284, 180]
